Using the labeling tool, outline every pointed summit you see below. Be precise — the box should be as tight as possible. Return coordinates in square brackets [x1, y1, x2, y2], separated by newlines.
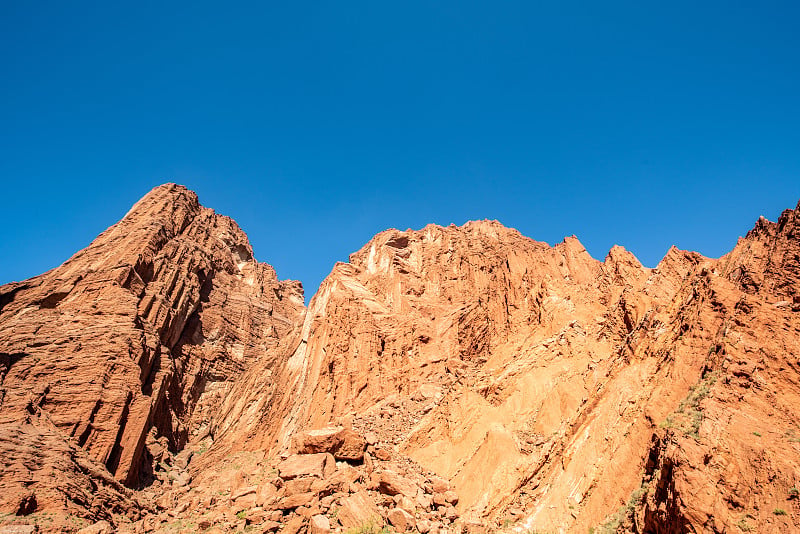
[0, 184, 304, 496]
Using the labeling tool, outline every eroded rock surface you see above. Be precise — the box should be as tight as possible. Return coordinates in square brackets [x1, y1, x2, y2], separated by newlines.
[2, 185, 799, 533]
[213, 206, 800, 532]
[0, 184, 304, 525]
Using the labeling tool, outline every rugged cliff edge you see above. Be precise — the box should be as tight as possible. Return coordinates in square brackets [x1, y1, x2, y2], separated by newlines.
[0, 185, 305, 524]
[1, 186, 798, 533]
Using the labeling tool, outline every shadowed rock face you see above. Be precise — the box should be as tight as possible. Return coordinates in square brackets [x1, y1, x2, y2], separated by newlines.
[0, 184, 304, 509]
[1, 185, 800, 533]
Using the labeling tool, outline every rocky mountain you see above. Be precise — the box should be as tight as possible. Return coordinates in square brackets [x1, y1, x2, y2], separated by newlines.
[0, 185, 305, 527]
[1, 184, 798, 533]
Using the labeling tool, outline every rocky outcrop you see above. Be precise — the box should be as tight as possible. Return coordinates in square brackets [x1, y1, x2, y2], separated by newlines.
[0, 184, 304, 521]
[209, 206, 800, 532]
[0, 411, 143, 531]
[626, 202, 800, 533]
[122, 426, 465, 534]
[2, 184, 799, 533]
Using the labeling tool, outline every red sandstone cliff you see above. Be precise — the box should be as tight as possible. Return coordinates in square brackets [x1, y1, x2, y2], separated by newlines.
[1, 186, 799, 533]
[0, 184, 304, 522]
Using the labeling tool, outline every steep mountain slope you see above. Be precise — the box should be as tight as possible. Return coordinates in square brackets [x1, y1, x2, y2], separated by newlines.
[207, 205, 800, 532]
[1, 185, 798, 533]
[630, 203, 800, 533]
[0, 185, 305, 525]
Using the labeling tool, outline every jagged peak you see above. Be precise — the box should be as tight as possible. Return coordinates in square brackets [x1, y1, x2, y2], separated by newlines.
[348, 219, 534, 265]
[557, 234, 586, 250]
[125, 182, 197, 211]
[604, 244, 645, 269]
[745, 214, 777, 240]
[460, 218, 521, 235]
[742, 199, 800, 242]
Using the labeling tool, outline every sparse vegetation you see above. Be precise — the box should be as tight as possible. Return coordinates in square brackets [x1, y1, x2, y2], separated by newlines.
[659, 372, 719, 438]
[753, 432, 761, 437]
[344, 521, 391, 534]
[236, 510, 247, 519]
[736, 516, 752, 532]
[789, 487, 799, 499]
[773, 508, 787, 516]
[785, 428, 800, 443]
[66, 514, 89, 527]
[163, 519, 195, 532]
[593, 479, 649, 533]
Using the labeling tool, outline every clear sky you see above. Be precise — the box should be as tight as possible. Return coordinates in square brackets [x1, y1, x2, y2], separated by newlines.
[1, 1, 799, 298]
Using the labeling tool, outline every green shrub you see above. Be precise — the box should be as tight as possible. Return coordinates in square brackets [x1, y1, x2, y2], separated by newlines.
[344, 520, 391, 534]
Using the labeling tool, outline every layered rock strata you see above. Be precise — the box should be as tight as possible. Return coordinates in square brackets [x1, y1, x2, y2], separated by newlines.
[2, 185, 799, 533]
[0, 184, 304, 516]
[213, 205, 800, 532]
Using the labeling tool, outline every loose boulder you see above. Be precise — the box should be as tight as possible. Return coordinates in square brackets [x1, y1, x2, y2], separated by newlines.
[277, 453, 336, 480]
[293, 427, 367, 461]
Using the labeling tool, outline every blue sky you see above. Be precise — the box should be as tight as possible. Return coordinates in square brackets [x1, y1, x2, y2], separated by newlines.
[1, 1, 799, 298]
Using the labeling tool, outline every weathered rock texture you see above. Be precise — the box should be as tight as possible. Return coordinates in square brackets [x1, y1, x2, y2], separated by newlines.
[0, 184, 304, 521]
[2, 185, 799, 534]
[212, 206, 800, 532]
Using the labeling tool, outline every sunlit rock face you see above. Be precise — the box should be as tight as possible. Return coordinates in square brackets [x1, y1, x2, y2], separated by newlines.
[0, 184, 304, 512]
[2, 185, 800, 533]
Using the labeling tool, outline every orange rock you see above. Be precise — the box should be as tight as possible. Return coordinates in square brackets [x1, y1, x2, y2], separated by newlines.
[308, 514, 331, 534]
[0, 184, 304, 514]
[374, 449, 392, 461]
[376, 470, 418, 498]
[387, 507, 416, 532]
[256, 482, 279, 507]
[277, 492, 317, 510]
[292, 427, 367, 461]
[283, 477, 316, 497]
[4, 185, 800, 533]
[231, 485, 258, 501]
[279, 515, 305, 534]
[277, 454, 336, 480]
[261, 520, 281, 532]
[429, 477, 450, 494]
[337, 490, 382, 529]
[416, 519, 432, 533]
[76, 521, 113, 534]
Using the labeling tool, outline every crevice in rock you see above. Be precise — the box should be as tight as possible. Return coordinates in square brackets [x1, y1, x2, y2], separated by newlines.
[38, 291, 70, 309]
[106, 391, 133, 476]
[134, 257, 155, 286]
[0, 352, 26, 384]
[77, 399, 104, 447]
[636, 435, 690, 534]
[0, 283, 29, 314]
[15, 493, 37, 516]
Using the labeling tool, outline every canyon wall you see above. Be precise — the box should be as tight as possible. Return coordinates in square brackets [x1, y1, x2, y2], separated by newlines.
[1, 185, 799, 533]
[0, 184, 304, 514]
[211, 205, 800, 532]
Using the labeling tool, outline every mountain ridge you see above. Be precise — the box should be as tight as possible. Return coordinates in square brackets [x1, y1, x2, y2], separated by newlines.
[1, 184, 799, 533]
